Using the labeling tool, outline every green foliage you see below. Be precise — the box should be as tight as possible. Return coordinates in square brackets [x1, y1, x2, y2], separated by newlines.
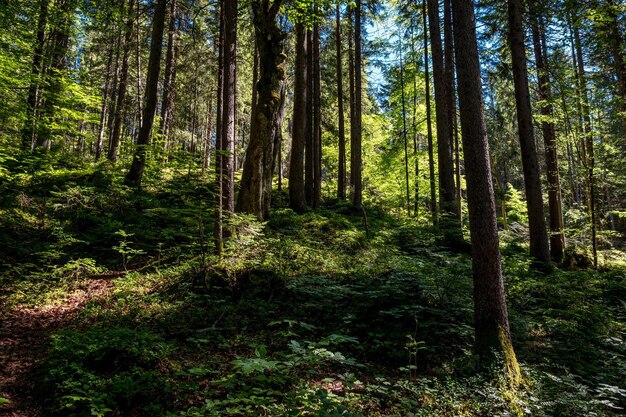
[504, 183, 528, 224]
[40, 327, 171, 417]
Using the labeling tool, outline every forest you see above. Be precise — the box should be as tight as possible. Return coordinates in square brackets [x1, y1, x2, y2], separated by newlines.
[0, 0, 625, 415]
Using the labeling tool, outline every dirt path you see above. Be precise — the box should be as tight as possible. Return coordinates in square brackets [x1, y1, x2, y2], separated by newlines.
[0, 278, 115, 416]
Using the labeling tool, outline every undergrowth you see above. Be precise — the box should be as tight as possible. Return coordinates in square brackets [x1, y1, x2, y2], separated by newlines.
[1, 161, 624, 416]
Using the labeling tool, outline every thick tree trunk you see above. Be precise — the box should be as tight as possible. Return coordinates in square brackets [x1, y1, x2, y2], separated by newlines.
[352, 0, 363, 208]
[22, 0, 50, 151]
[289, 22, 308, 213]
[236, 0, 285, 220]
[452, 0, 520, 380]
[507, 0, 550, 263]
[125, 0, 168, 186]
[531, 7, 565, 262]
[336, 3, 347, 200]
[427, 0, 457, 218]
[423, 0, 437, 222]
[159, 0, 179, 157]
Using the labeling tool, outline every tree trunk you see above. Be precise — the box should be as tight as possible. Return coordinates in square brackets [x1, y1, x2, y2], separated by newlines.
[159, 0, 179, 157]
[427, 0, 457, 218]
[444, 0, 461, 220]
[220, 0, 236, 215]
[236, 0, 285, 220]
[352, 0, 363, 208]
[214, 4, 225, 255]
[507, 0, 550, 263]
[305, 28, 314, 207]
[289, 22, 308, 213]
[572, 16, 598, 268]
[348, 14, 356, 194]
[35, 0, 77, 150]
[96, 38, 116, 161]
[423, 0, 437, 222]
[452, 0, 520, 380]
[313, 21, 322, 209]
[336, 2, 347, 200]
[399, 46, 411, 216]
[108, 0, 135, 162]
[125, 0, 168, 186]
[530, 5, 565, 262]
[22, 0, 50, 151]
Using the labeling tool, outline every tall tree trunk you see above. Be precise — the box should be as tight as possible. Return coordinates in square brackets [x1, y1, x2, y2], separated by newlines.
[444, 0, 461, 220]
[336, 2, 347, 200]
[220, 0, 236, 217]
[36, 0, 77, 150]
[159, 0, 179, 157]
[135, 0, 144, 133]
[348, 14, 356, 194]
[452, 0, 520, 380]
[352, 0, 363, 208]
[305, 29, 314, 206]
[423, 0, 437, 222]
[313, 21, 322, 209]
[399, 46, 411, 216]
[427, 0, 457, 218]
[237, 0, 285, 220]
[507, 0, 550, 263]
[22, 0, 50, 151]
[125, 0, 168, 186]
[289, 22, 308, 213]
[531, 6, 565, 262]
[96, 38, 116, 161]
[572, 16, 598, 268]
[214, 5, 225, 255]
[604, 0, 626, 143]
[411, 25, 420, 217]
[108, 0, 135, 162]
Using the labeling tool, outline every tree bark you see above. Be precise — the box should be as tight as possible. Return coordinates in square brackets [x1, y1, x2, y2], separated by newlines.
[35, 0, 77, 150]
[352, 0, 363, 208]
[289, 22, 308, 213]
[452, 0, 520, 380]
[399, 46, 411, 216]
[507, 0, 550, 263]
[305, 29, 314, 207]
[530, 5, 565, 262]
[444, 0, 461, 220]
[125, 0, 168, 186]
[572, 16, 598, 268]
[336, 2, 347, 200]
[313, 21, 322, 209]
[159, 0, 179, 157]
[22, 0, 50, 151]
[220, 0, 236, 215]
[423, 0, 437, 222]
[108, 0, 135, 162]
[427, 0, 457, 218]
[236, 0, 286, 220]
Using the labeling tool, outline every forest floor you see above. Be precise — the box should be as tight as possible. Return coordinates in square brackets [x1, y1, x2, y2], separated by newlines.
[0, 161, 625, 416]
